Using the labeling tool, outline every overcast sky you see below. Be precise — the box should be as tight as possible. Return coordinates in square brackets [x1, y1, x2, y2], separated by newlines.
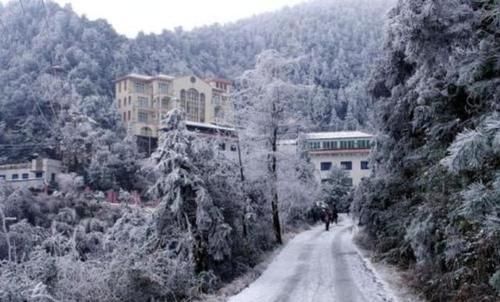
[3, 0, 308, 37]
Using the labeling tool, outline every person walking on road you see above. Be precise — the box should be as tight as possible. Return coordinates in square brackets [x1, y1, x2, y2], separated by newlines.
[322, 207, 332, 231]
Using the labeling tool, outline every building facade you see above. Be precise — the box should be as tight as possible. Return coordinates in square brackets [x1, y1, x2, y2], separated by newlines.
[115, 74, 234, 139]
[279, 131, 374, 186]
[0, 158, 62, 190]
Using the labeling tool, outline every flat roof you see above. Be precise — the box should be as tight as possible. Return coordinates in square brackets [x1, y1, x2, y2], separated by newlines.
[278, 139, 298, 145]
[185, 121, 236, 132]
[115, 73, 175, 82]
[303, 131, 373, 140]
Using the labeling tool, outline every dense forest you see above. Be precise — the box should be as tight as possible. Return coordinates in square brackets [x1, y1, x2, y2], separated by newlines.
[353, 0, 500, 301]
[0, 0, 394, 164]
[1, 0, 499, 301]
[0, 0, 395, 301]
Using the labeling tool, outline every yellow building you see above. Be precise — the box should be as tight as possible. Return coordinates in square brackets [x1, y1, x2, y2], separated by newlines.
[114, 74, 234, 138]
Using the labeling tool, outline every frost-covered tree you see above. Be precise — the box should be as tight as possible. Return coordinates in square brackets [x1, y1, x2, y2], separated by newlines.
[277, 142, 319, 226]
[87, 134, 144, 192]
[354, 0, 500, 300]
[320, 167, 352, 213]
[235, 50, 313, 244]
[148, 109, 231, 273]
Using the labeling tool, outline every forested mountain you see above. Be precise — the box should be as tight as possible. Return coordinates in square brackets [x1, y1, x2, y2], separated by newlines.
[353, 0, 500, 301]
[0, 0, 395, 164]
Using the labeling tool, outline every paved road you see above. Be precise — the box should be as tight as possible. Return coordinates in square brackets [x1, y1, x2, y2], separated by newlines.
[229, 216, 396, 302]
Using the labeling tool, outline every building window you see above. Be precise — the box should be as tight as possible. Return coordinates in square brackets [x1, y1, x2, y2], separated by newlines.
[0, 175, 5, 180]
[190, 76, 196, 83]
[343, 178, 353, 187]
[118, 82, 121, 93]
[230, 144, 237, 152]
[161, 97, 171, 110]
[341, 161, 352, 170]
[158, 82, 169, 94]
[361, 161, 369, 170]
[141, 127, 153, 137]
[128, 111, 131, 121]
[124, 80, 127, 91]
[181, 88, 205, 123]
[339, 140, 355, 149]
[35, 172, 43, 178]
[219, 143, 226, 151]
[323, 141, 338, 150]
[320, 162, 332, 171]
[134, 81, 146, 94]
[357, 140, 370, 149]
[138, 96, 149, 108]
[51, 173, 56, 182]
[309, 142, 321, 150]
[128, 96, 131, 105]
[214, 106, 225, 123]
[123, 112, 126, 121]
[12, 174, 19, 180]
[200, 93, 206, 123]
[118, 99, 121, 108]
[22, 173, 29, 179]
[138, 111, 149, 123]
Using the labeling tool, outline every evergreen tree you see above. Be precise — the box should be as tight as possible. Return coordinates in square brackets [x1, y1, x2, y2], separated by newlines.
[149, 109, 231, 273]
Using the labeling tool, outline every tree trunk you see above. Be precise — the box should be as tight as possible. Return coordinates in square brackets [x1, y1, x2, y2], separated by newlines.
[270, 102, 283, 244]
[271, 194, 282, 244]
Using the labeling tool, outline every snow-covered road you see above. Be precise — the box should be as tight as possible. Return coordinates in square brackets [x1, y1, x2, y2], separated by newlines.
[228, 216, 396, 302]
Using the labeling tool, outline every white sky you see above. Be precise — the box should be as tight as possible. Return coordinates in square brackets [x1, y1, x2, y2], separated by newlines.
[2, 0, 308, 37]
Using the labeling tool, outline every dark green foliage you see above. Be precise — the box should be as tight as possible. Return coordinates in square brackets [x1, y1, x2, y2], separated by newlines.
[354, 1, 500, 301]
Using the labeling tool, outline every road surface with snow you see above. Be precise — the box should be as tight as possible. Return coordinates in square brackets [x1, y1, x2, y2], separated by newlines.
[229, 215, 396, 302]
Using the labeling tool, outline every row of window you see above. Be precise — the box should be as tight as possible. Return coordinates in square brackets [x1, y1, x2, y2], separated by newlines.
[0, 172, 44, 180]
[117, 80, 128, 93]
[320, 161, 369, 171]
[123, 111, 131, 122]
[214, 82, 229, 91]
[117, 96, 132, 108]
[308, 139, 372, 151]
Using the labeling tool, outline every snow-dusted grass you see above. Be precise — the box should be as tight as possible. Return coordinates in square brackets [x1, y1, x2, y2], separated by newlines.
[352, 221, 426, 302]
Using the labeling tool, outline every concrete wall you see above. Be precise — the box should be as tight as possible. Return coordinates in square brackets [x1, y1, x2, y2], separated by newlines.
[308, 151, 371, 186]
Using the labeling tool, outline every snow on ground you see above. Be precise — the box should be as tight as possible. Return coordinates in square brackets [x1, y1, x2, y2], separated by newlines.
[228, 215, 400, 302]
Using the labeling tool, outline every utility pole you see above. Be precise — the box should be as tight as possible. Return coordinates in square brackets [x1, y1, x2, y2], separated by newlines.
[0, 206, 17, 262]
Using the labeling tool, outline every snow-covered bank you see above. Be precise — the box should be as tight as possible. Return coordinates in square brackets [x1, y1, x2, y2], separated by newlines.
[351, 223, 425, 302]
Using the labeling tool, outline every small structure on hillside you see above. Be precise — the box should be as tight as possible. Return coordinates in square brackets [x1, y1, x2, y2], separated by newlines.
[0, 158, 62, 190]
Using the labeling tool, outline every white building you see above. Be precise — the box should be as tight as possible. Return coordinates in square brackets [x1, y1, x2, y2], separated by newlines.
[279, 131, 374, 186]
[0, 158, 62, 190]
